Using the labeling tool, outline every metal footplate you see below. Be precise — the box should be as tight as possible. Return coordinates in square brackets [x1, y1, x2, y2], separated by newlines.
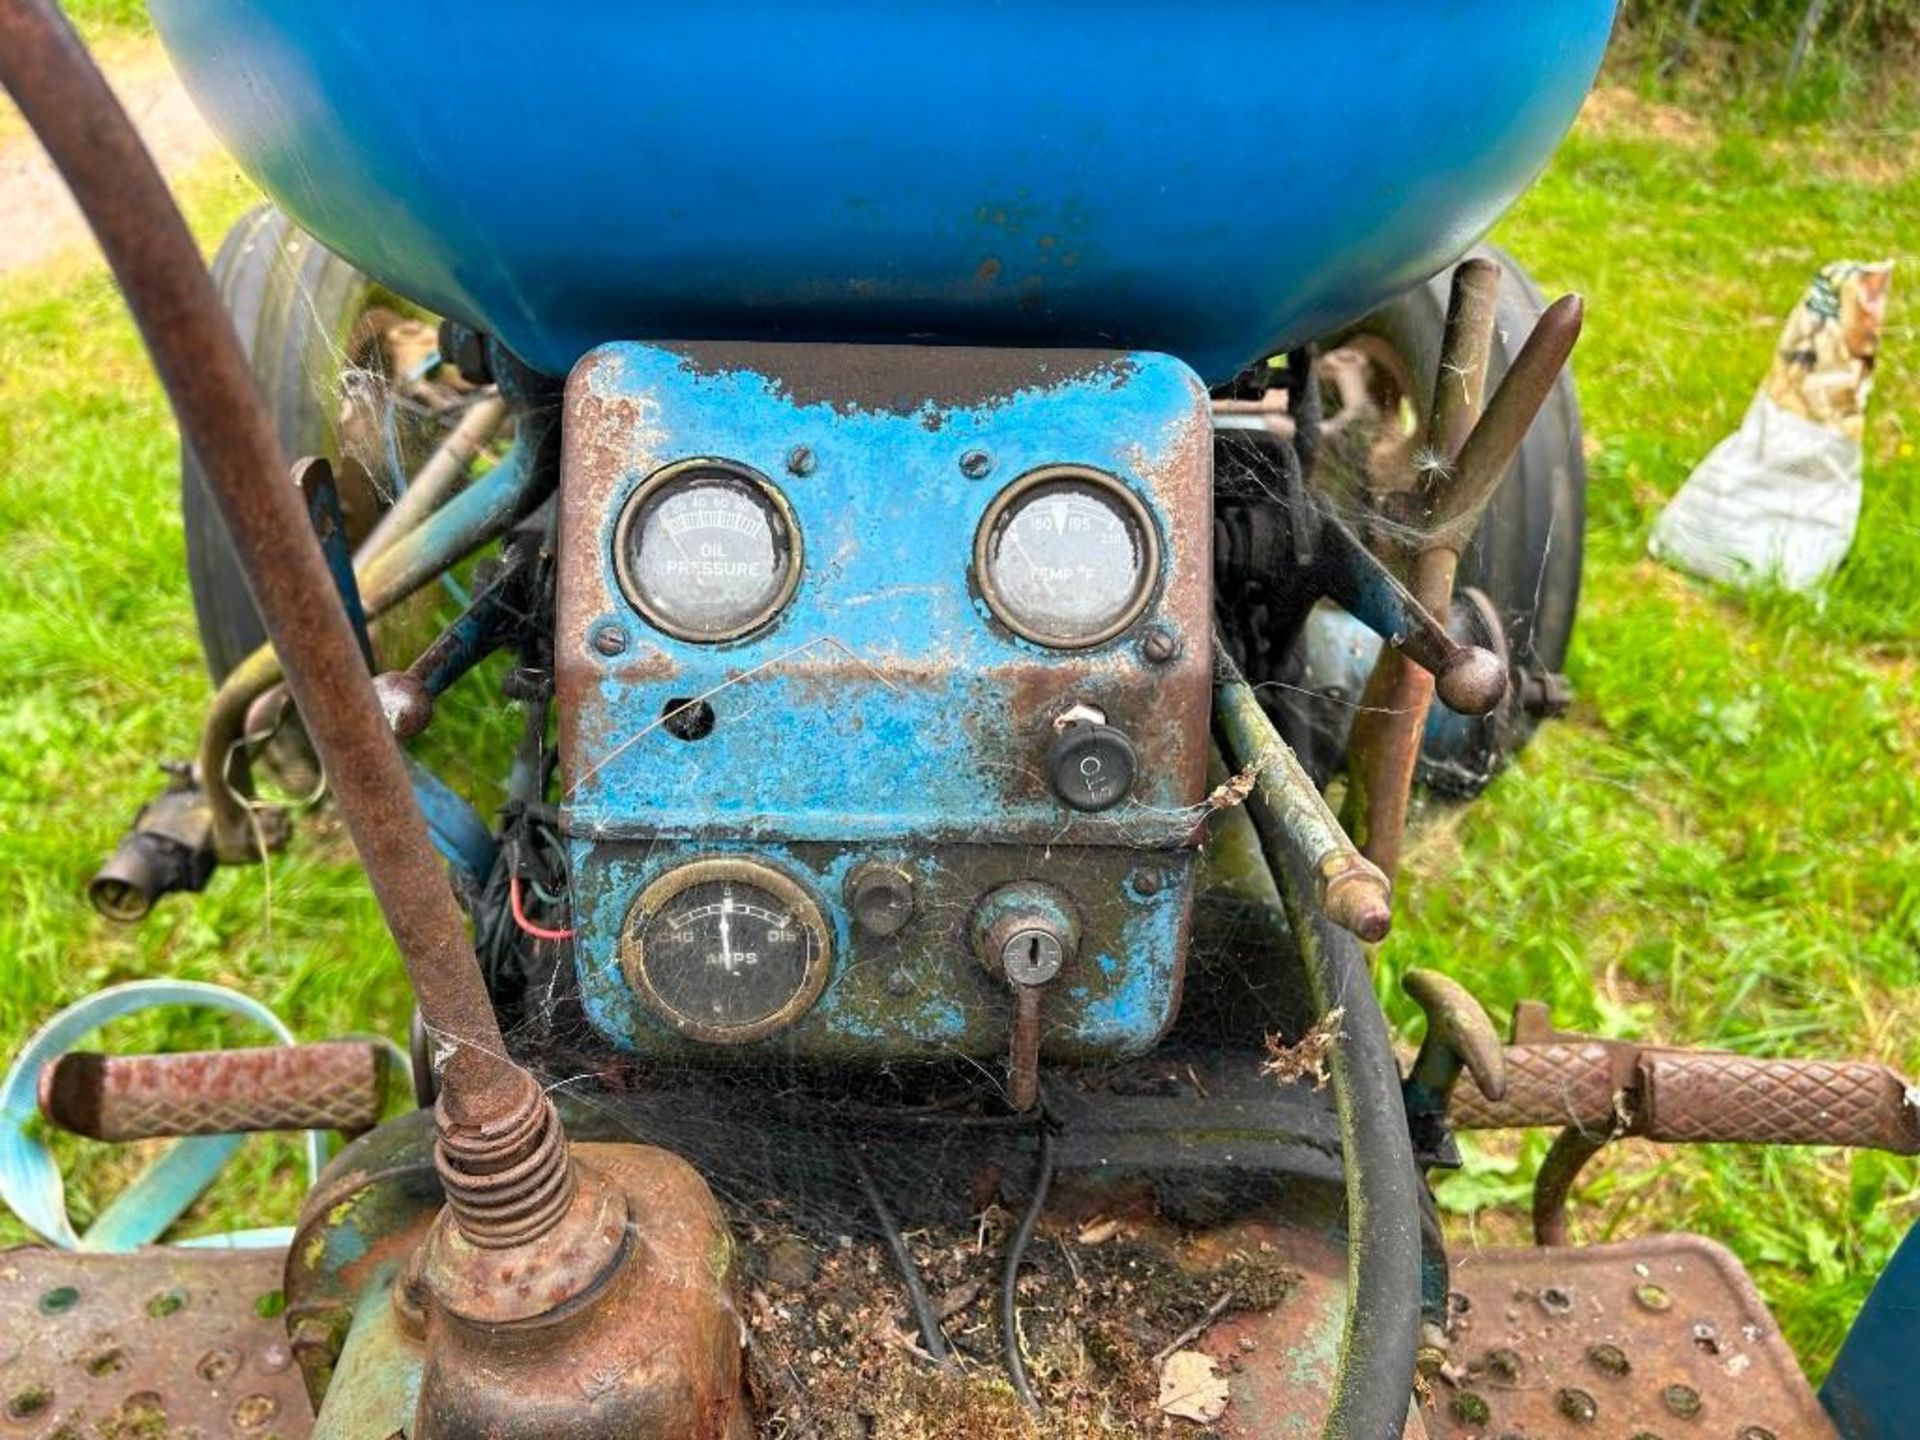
[0, 1246, 311, 1439]
[1430, 1235, 1834, 1440]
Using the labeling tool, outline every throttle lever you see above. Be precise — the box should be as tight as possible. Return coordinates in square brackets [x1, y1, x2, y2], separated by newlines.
[1310, 511, 1508, 716]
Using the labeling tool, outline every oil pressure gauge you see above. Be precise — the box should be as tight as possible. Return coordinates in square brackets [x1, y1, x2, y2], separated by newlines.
[613, 460, 802, 642]
[620, 859, 832, 1044]
[975, 466, 1160, 648]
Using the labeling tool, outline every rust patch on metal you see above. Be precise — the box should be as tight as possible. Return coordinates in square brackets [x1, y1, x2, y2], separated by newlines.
[661, 340, 1139, 418]
[1430, 1235, 1835, 1440]
[0, 1245, 310, 1439]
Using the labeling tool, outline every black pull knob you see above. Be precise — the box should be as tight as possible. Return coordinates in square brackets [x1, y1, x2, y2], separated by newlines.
[1047, 719, 1138, 813]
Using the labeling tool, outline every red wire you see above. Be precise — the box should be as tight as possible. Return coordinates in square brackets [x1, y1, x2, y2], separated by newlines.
[509, 872, 576, 942]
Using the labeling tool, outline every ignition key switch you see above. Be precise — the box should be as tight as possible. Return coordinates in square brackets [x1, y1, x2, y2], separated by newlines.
[973, 882, 1081, 1111]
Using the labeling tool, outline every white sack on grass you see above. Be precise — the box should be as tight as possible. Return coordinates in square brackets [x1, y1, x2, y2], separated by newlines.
[1650, 260, 1893, 593]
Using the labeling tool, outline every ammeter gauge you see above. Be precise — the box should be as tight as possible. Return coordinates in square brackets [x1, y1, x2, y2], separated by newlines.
[620, 859, 832, 1044]
[613, 461, 802, 642]
[975, 467, 1159, 648]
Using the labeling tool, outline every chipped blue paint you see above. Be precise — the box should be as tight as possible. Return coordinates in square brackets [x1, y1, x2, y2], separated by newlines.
[571, 840, 1191, 1062]
[561, 345, 1210, 843]
[556, 343, 1210, 1064]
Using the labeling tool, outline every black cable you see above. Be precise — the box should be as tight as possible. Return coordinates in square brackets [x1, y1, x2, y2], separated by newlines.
[850, 1146, 954, 1370]
[1232, 791, 1422, 1439]
[1000, 1124, 1059, 1414]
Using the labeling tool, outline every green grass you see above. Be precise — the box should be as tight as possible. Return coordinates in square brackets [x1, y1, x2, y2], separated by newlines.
[0, 47, 1915, 1383]
[1392, 99, 1920, 1369]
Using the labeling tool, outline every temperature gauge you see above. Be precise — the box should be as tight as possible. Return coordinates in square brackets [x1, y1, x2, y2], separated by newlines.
[614, 461, 802, 642]
[975, 467, 1159, 648]
[621, 859, 832, 1044]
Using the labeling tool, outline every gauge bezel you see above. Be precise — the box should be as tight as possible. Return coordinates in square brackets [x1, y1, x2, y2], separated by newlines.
[972, 465, 1162, 650]
[619, 857, 833, 1045]
[611, 458, 804, 644]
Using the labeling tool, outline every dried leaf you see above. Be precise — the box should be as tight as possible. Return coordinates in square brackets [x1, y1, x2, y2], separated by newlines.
[1158, 1349, 1230, 1423]
[1260, 1008, 1345, 1090]
[1077, 1217, 1126, 1245]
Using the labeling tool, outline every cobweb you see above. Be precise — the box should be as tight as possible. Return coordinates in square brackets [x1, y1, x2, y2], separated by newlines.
[205, 239, 1568, 1436]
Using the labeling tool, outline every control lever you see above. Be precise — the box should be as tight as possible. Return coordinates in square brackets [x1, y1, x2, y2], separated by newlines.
[1308, 513, 1509, 717]
[974, 883, 1079, 1111]
[1345, 263, 1586, 876]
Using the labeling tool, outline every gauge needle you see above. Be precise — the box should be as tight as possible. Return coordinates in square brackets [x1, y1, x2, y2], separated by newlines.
[719, 891, 735, 972]
[1007, 531, 1056, 595]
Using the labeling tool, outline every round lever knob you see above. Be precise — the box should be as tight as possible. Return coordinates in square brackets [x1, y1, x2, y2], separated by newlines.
[1435, 645, 1507, 717]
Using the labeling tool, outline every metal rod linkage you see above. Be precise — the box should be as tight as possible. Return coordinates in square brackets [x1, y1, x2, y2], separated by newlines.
[1214, 649, 1393, 942]
[0, 0, 560, 1235]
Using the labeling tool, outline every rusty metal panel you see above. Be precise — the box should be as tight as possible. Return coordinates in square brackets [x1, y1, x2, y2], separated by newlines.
[0, 1246, 310, 1439]
[1431, 1235, 1834, 1439]
[553, 342, 1214, 1063]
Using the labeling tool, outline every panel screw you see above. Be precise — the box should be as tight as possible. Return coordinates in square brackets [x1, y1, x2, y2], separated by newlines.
[592, 623, 628, 657]
[1738, 1428, 1778, 1440]
[1139, 625, 1180, 664]
[960, 449, 994, 479]
[786, 445, 816, 477]
[1662, 1383, 1701, 1419]
[1633, 1282, 1672, 1312]
[1130, 866, 1166, 897]
[1556, 1387, 1599, 1423]
[1538, 1284, 1574, 1315]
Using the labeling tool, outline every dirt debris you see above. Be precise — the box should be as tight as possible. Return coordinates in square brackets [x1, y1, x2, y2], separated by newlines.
[739, 1208, 1299, 1439]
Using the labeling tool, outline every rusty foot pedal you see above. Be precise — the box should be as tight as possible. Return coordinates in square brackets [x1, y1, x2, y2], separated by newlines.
[0, 1246, 311, 1439]
[1428, 1235, 1832, 1439]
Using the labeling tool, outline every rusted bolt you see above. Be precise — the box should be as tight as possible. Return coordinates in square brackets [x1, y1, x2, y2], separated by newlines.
[592, 622, 628, 657]
[960, 449, 994, 479]
[1557, 1387, 1599, 1423]
[1629, 1432, 1667, 1440]
[1130, 866, 1166, 897]
[1139, 625, 1181, 664]
[1450, 1392, 1491, 1426]
[1586, 1342, 1630, 1376]
[786, 445, 817, 477]
[1633, 1282, 1672, 1312]
[1662, 1383, 1701, 1418]
[1539, 1284, 1574, 1315]
[1484, 1347, 1524, 1383]
[1690, 1320, 1720, 1353]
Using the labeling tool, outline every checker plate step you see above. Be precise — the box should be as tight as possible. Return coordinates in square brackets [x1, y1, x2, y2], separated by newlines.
[0, 1245, 312, 1438]
[1430, 1234, 1835, 1439]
